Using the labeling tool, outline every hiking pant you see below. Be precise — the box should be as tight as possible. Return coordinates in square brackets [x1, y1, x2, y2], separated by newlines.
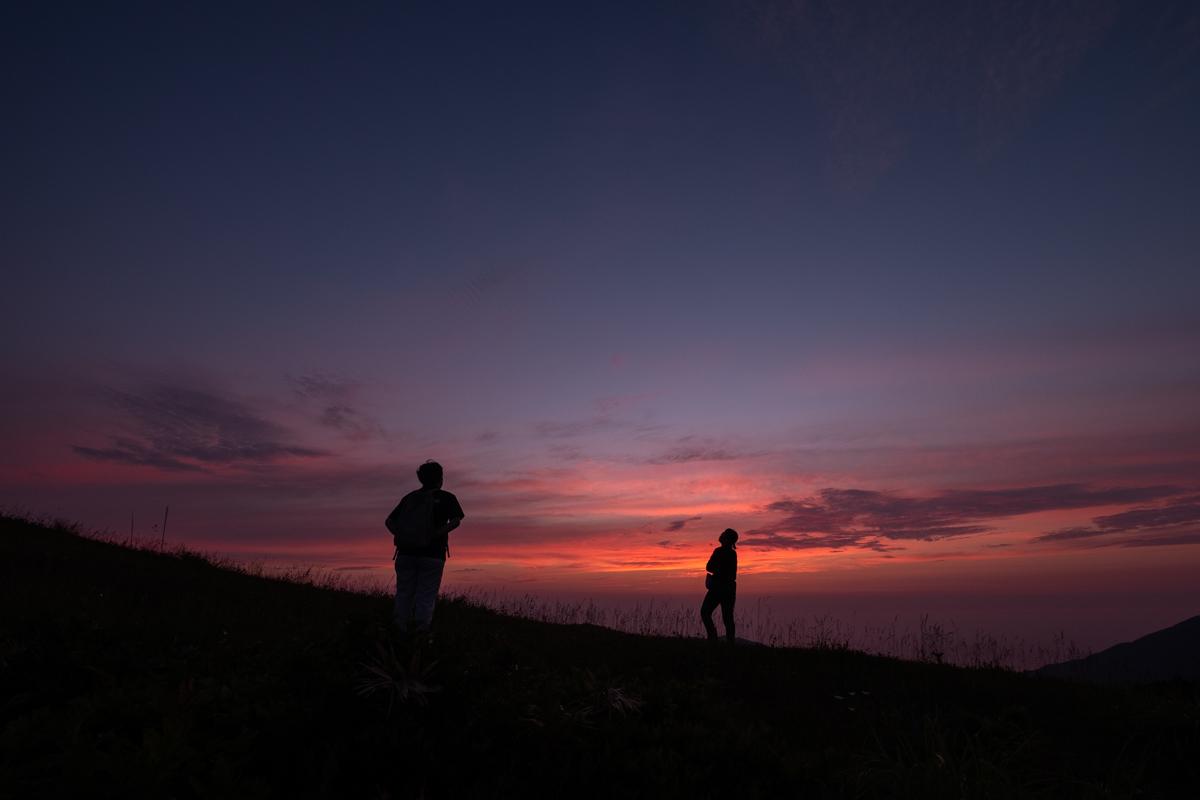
[394, 555, 446, 632]
[701, 582, 736, 642]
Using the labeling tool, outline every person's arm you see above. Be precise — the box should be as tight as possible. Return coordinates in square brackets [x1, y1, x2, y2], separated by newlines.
[384, 498, 406, 534]
[437, 493, 465, 536]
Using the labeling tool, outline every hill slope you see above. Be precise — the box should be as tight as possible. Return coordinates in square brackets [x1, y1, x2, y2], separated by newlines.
[1, 515, 1197, 798]
[1037, 616, 1200, 684]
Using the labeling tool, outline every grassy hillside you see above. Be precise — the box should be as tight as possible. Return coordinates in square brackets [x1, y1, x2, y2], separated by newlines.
[1, 515, 1197, 798]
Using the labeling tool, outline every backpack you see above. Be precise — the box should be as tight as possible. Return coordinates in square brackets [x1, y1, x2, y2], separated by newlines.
[386, 490, 438, 548]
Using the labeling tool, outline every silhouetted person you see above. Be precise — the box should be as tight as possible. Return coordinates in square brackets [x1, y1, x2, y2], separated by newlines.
[701, 528, 738, 643]
[385, 460, 464, 637]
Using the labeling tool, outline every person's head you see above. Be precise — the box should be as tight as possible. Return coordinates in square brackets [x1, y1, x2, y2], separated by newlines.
[719, 528, 738, 547]
[416, 460, 444, 489]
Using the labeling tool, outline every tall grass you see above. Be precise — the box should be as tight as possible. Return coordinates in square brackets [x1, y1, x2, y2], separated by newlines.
[453, 589, 1088, 670]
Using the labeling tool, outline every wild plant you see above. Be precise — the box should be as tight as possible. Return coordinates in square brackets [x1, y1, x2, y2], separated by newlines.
[356, 641, 441, 714]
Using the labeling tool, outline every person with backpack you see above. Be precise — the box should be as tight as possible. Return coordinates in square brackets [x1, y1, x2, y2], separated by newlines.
[701, 528, 738, 643]
[385, 460, 465, 636]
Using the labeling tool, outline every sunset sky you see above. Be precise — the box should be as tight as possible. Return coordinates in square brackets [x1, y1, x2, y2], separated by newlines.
[3, 1, 1198, 648]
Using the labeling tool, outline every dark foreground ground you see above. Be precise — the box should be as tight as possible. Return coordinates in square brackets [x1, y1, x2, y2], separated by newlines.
[1, 515, 1197, 798]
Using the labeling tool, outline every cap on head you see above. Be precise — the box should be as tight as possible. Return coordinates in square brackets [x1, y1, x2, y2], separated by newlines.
[417, 460, 444, 488]
[719, 528, 739, 546]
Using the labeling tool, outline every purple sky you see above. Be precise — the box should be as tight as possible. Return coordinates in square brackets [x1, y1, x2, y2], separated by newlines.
[3, 1, 1199, 648]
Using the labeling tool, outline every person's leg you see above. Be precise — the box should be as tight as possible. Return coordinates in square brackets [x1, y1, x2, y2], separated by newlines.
[411, 557, 447, 633]
[700, 590, 720, 640]
[394, 555, 418, 631]
[721, 585, 736, 643]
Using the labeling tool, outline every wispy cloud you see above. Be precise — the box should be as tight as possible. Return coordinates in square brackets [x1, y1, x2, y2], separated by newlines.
[647, 446, 740, 465]
[533, 393, 665, 443]
[721, 0, 1119, 192]
[640, 433, 760, 466]
[289, 372, 384, 442]
[72, 384, 326, 472]
[1034, 494, 1200, 547]
[534, 416, 619, 439]
[655, 540, 692, 549]
[289, 372, 355, 401]
[744, 530, 898, 552]
[744, 484, 1184, 551]
[317, 404, 383, 442]
[664, 515, 703, 532]
[73, 437, 207, 472]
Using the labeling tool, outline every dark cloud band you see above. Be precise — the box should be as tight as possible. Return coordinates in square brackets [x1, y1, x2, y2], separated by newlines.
[745, 484, 1185, 551]
[72, 384, 326, 472]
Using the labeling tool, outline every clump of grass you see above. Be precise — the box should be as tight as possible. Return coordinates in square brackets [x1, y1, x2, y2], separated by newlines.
[356, 641, 441, 713]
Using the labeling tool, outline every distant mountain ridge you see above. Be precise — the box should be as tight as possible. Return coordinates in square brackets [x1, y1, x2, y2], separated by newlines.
[1037, 615, 1200, 684]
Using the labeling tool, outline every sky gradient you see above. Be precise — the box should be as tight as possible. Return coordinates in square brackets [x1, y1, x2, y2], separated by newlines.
[3, 1, 1199, 650]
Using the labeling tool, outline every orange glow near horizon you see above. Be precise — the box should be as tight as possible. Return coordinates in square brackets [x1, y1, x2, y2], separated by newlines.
[10, 402, 1199, 640]
[162, 492, 1200, 601]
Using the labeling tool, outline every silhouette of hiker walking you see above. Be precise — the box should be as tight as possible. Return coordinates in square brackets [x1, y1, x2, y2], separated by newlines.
[385, 460, 464, 637]
[701, 528, 738, 643]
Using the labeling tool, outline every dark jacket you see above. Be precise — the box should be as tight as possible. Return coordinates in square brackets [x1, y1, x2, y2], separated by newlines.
[706, 545, 737, 587]
[388, 488, 465, 560]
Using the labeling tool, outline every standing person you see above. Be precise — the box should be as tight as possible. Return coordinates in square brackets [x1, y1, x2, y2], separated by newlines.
[385, 460, 465, 637]
[701, 528, 738, 643]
